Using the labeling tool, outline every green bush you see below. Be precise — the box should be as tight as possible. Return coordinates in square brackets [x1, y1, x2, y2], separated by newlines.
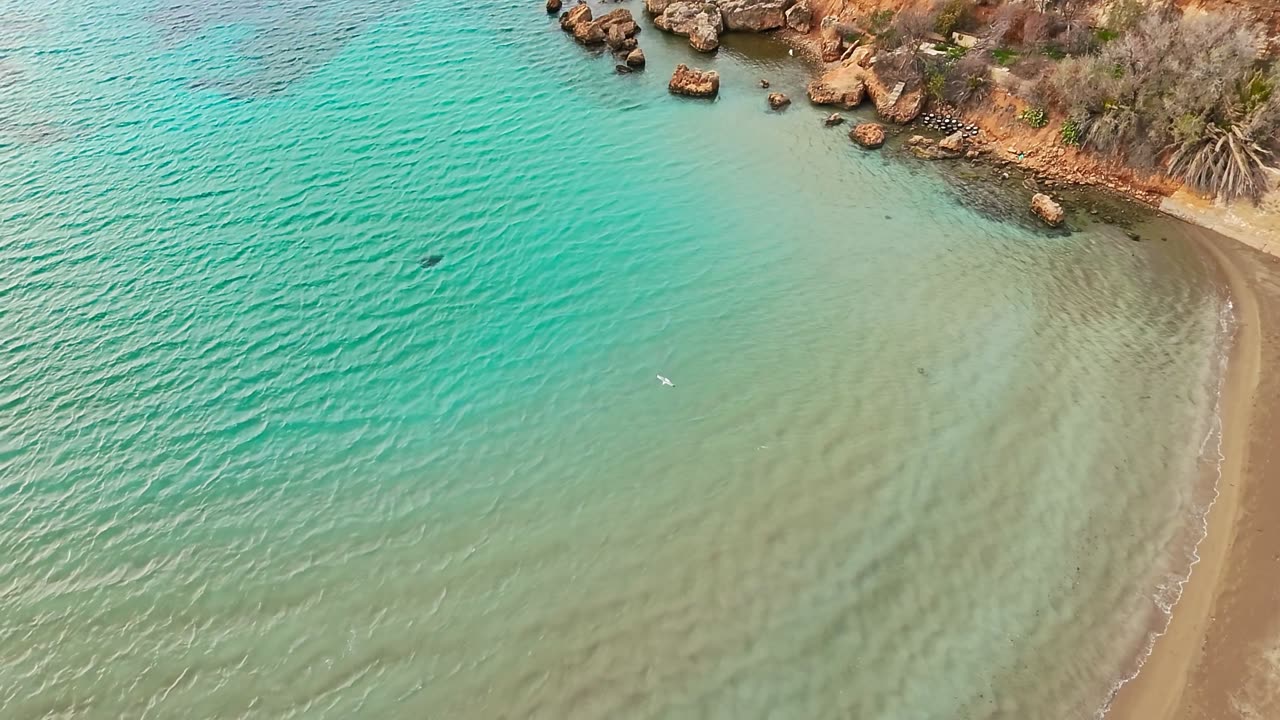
[869, 10, 895, 35]
[1019, 107, 1049, 128]
[1060, 118, 1082, 145]
[933, 0, 970, 37]
[992, 47, 1019, 66]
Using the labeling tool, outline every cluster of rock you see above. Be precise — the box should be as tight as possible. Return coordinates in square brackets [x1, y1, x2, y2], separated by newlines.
[644, 0, 812, 53]
[920, 113, 979, 139]
[669, 63, 720, 98]
[558, 3, 646, 69]
[906, 132, 972, 160]
[806, 64, 925, 125]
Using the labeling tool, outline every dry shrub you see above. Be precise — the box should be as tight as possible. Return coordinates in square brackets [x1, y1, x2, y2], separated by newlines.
[1050, 10, 1278, 201]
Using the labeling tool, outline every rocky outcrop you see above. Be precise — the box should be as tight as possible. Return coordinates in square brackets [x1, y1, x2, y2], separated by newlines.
[819, 16, 844, 62]
[785, 0, 812, 33]
[572, 19, 606, 44]
[656, 2, 723, 34]
[938, 131, 966, 154]
[617, 31, 641, 50]
[560, 3, 592, 31]
[1031, 193, 1065, 227]
[768, 92, 791, 110]
[864, 68, 925, 124]
[824, 112, 844, 126]
[850, 45, 874, 68]
[690, 14, 721, 51]
[626, 48, 646, 67]
[906, 135, 963, 160]
[644, 0, 674, 14]
[718, 0, 789, 32]
[807, 62, 865, 109]
[669, 63, 720, 98]
[850, 123, 886, 148]
[547, 0, 562, 14]
[656, 2, 723, 52]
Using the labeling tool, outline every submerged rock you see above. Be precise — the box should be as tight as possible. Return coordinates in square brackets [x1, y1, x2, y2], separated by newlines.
[1031, 193, 1065, 227]
[850, 122, 885, 148]
[669, 63, 719, 98]
[768, 92, 791, 110]
[824, 112, 844, 126]
[419, 254, 443, 269]
[616, 64, 634, 74]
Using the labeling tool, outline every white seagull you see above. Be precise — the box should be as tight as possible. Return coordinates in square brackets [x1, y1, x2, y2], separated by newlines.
[656, 374, 674, 387]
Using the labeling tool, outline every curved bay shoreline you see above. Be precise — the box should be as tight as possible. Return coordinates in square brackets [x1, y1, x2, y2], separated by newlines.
[553, 2, 1280, 717]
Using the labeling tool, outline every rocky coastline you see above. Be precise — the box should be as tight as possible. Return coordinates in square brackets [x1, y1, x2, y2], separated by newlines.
[550, 0, 1278, 235]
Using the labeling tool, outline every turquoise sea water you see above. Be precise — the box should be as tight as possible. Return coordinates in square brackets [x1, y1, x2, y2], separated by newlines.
[0, 1, 1231, 718]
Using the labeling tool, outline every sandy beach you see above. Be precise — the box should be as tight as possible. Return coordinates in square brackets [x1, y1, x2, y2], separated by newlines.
[1108, 230, 1280, 720]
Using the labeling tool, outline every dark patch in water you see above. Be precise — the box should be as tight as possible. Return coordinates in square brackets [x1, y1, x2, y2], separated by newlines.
[419, 254, 443, 269]
[150, 0, 410, 98]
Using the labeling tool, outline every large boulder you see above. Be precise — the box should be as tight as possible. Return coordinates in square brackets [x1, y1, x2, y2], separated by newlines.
[850, 123, 886, 148]
[560, 3, 592, 31]
[596, 8, 639, 36]
[807, 63, 865, 109]
[818, 15, 843, 61]
[656, 2, 724, 35]
[785, 1, 813, 33]
[1031, 194, 1065, 227]
[669, 63, 720, 98]
[690, 14, 721, 51]
[718, 0, 789, 32]
[626, 48, 646, 67]
[938, 131, 966, 154]
[572, 19, 606, 44]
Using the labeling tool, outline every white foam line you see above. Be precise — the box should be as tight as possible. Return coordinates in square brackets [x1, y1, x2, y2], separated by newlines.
[1095, 297, 1236, 719]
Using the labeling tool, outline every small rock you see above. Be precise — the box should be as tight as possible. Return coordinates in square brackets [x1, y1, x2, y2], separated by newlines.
[1126, 232, 1141, 242]
[760, 79, 770, 89]
[823, 113, 844, 127]
[1031, 193, 1065, 227]
[547, 0, 562, 13]
[851, 122, 886, 149]
[669, 63, 719, 98]
[768, 92, 791, 110]
[964, 149, 979, 159]
[625, 48, 646, 67]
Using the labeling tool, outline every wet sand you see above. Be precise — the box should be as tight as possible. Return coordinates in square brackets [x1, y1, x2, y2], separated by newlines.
[1108, 230, 1280, 720]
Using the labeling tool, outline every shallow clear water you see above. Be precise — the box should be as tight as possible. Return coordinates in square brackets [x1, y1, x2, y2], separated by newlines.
[0, 1, 1230, 718]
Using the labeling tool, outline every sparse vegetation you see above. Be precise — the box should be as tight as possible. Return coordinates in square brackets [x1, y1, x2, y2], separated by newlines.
[1048, 10, 1279, 201]
[1060, 117, 1083, 145]
[1020, 107, 1049, 128]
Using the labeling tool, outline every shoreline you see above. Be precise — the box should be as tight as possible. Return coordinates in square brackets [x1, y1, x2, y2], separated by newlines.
[769, 20, 1280, 718]
[1105, 227, 1280, 720]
